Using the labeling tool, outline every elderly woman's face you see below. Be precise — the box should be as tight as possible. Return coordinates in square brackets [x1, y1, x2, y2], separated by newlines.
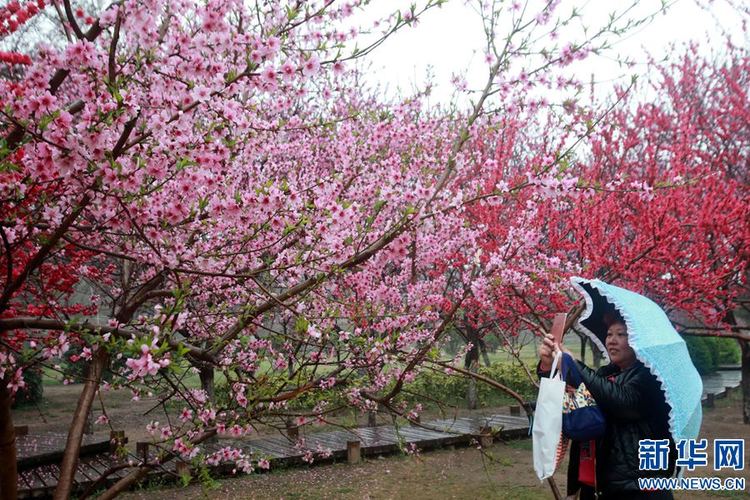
[605, 322, 637, 369]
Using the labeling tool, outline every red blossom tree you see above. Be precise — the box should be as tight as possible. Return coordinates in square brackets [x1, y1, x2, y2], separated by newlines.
[508, 45, 750, 419]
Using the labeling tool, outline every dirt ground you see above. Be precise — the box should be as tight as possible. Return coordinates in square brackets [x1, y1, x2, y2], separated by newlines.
[121, 442, 552, 500]
[13, 385, 750, 499]
[13, 382, 178, 444]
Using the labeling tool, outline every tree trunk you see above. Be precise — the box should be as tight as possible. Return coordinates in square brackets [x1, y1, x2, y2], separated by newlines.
[199, 366, 215, 403]
[54, 347, 109, 500]
[463, 323, 482, 410]
[580, 333, 587, 364]
[466, 359, 478, 410]
[0, 378, 17, 500]
[725, 310, 749, 424]
[84, 410, 93, 435]
[480, 342, 491, 367]
[741, 339, 750, 424]
[592, 341, 602, 369]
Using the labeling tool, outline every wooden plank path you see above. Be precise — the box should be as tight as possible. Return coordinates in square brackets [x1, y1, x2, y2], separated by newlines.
[17, 432, 113, 470]
[701, 368, 741, 404]
[16, 431, 134, 498]
[18, 412, 530, 498]
[208, 413, 530, 466]
[18, 455, 134, 498]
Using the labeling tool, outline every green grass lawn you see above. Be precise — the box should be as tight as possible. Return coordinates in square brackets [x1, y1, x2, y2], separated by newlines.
[483, 331, 587, 366]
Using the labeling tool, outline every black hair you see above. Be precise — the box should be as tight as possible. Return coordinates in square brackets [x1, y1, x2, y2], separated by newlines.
[602, 309, 625, 327]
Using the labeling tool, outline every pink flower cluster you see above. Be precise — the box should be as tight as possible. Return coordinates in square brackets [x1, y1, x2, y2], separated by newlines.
[125, 342, 170, 381]
[172, 437, 199, 460]
[217, 422, 252, 437]
[6, 367, 25, 394]
[206, 446, 244, 466]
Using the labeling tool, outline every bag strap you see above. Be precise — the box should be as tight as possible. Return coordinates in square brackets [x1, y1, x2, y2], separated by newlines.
[560, 352, 586, 387]
[560, 353, 576, 384]
[549, 350, 562, 379]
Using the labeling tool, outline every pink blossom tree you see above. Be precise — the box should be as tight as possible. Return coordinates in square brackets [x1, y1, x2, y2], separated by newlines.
[0, 0, 674, 497]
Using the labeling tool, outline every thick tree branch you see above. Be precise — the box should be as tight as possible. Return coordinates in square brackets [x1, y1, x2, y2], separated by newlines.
[107, 10, 122, 85]
[63, 0, 86, 39]
[0, 317, 212, 362]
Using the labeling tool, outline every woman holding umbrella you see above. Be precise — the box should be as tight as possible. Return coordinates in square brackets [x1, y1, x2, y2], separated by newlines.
[537, 277, 703, 500]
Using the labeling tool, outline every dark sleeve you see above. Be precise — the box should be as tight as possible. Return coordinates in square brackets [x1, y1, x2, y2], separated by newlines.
[574, 361, 652, 420]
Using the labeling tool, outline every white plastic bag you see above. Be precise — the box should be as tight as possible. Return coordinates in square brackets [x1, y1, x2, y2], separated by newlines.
[533, 351, 565, 481]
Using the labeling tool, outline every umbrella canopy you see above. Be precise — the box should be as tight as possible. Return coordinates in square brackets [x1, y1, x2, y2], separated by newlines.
[570, 277, 703, 442]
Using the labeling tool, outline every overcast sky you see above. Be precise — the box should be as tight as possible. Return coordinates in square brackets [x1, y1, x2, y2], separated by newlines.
[352, 0, 746, 106]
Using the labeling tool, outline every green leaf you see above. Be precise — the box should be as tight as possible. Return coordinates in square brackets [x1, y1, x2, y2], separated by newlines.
[176, 343, 190, 358]
[373, 199, 387, 212]
[295, 316, 309, 334]
[38, 110, 60, 132]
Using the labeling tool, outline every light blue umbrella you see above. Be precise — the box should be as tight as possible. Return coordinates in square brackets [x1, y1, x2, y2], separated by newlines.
[570, 277, 703, 442]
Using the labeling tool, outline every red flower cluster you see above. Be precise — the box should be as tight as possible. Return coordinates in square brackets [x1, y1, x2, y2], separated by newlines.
[0, 50, 32, 65]
[0, 0, 45, 37]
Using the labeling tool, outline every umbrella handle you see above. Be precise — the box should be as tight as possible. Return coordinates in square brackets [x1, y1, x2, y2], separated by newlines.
[547, 477, 564, 500]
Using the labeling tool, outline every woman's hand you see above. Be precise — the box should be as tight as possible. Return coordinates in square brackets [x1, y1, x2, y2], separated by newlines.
[538, 333, 557, 371]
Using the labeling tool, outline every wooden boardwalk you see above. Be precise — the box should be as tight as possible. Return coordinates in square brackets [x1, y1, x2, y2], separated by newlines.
[701, 368, 741, 404]
[18, 412, 530, 498]
[16, 431, 127, 497]
[219, 413, 530, 464]
[17, 432, 113, 470]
